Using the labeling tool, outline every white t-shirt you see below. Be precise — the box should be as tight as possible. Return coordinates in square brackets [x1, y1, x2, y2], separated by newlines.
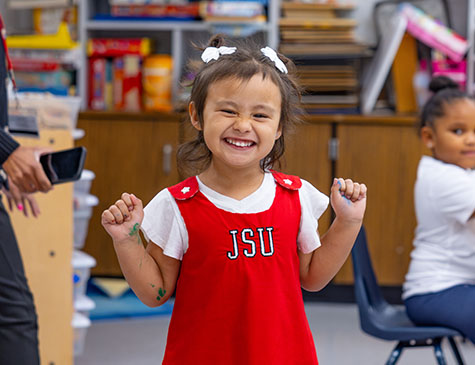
[141, 172, 329, 260]
[402, 156, 475, 299]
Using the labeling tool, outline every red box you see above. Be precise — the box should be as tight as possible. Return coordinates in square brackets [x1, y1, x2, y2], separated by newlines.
[113, 55, 142, 111]
[88, 57, 106, 110]
[87, 38, 151, 57]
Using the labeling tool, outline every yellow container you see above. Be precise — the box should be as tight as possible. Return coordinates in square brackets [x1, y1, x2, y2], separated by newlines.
[142, 55, 173, 112]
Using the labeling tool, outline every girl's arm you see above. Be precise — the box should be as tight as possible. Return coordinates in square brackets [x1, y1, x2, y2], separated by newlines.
[101, 193, 180, 307]
[299, 178, 367, 291]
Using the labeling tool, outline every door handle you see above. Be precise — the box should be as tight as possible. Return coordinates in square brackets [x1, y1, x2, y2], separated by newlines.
[162, 144, 173, 175]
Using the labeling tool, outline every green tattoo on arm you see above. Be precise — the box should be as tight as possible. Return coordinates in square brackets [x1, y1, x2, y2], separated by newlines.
[156, 287, 166, 301]
[128, 223, 141, 244]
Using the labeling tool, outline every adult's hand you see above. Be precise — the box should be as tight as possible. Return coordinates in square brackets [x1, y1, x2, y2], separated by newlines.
[1, 181, 41, 218]
[2, 146, 53, 194]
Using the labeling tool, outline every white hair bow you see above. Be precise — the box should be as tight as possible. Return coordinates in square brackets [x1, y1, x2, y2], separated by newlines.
[260, 46, 288, 74]
[201, 46, 237, 63]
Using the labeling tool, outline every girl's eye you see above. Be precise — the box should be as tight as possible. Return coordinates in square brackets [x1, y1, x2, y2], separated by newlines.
[254, 114, 269, 119]
[452, 128, 463, 135]
[221, 109, 236, 115]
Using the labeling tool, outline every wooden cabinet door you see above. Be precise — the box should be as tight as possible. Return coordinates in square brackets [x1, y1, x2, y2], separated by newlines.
[334, 122, 426, 285]
[282, 122, 333, 236]
[77, 113, 180, 276]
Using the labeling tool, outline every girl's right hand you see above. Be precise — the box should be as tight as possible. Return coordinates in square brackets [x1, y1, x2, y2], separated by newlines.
[101, 193, 144, 243]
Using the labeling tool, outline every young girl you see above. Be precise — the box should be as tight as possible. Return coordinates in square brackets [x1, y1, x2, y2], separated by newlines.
[403, 76, 475, 343]
[102, 35, 367, 364]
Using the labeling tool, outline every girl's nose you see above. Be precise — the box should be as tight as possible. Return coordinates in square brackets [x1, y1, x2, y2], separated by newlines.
[233, 117, 252, 132]
[466, 131, 475, 144]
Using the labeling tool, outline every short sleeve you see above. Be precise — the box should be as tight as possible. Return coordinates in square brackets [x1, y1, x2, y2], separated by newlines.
[141, 189, 188, 260]
[431, 167, 475, 224]
[297, 179, 330, 253]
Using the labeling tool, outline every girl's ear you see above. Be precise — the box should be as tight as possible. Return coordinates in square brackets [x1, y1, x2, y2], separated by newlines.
[189, 102, 202, 131]
[275, 125, 282, 140]
[420, 126, 435, 149]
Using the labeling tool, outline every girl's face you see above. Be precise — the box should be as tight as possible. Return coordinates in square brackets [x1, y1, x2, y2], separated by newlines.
[189, 74, 282, 173]
[422, 98, 475, 169]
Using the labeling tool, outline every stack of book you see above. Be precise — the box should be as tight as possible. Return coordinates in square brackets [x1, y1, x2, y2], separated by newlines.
[199, 1, 266, 23]
[109, 1, 200, 20]
[279, 0, 368, 114]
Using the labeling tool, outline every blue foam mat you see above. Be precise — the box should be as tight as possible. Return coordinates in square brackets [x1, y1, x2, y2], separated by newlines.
[86, 279, 173, 321]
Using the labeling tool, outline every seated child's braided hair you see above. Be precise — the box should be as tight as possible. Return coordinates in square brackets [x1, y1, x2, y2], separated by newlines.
[419, 76, 468, 133]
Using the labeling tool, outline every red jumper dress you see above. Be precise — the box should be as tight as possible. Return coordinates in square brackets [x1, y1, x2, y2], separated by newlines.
[163, 171, 318, 365]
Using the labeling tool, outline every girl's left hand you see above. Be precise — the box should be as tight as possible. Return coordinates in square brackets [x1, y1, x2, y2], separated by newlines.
[330, 178, 367, 223]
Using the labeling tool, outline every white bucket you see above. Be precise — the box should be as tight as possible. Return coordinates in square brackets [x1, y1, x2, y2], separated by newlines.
[72, 311, 91, 356]
[74, 169, 96, 194]
[72, 250, 96, 301]
[73, 193, 98, 249]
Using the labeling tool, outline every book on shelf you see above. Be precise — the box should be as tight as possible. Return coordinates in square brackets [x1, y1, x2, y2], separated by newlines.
[279, 42, 368, 56]
[281, 30, 354, 43]
[297, 64, 356, 77]
[303, 106, 360, 115]
[301, 94, 359, 105]
[281, 2, 355, 19]
[88, 58, 107, 111]
[202, 15, 266, 23]
[11, 58, 61, 72]
[199, 1, 264, 18]
[110, 3, 200, 19]
[302, 78, 358, 87]
[8, 0, 69, 8]
[279, 17, 356, 29]
[109, 0, 189, 4]
[87, 38, 151, 58]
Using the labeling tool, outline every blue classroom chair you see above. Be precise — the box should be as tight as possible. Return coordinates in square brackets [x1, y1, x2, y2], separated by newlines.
[351, 227, 465, 365]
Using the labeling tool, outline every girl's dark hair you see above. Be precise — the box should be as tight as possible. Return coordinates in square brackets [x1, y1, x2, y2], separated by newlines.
[419, 76, 468, 132]
[177, 34, 304, 177]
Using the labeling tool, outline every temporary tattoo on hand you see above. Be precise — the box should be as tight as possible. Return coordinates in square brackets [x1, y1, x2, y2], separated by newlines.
[129, 222, 140, 236]
[156, 287, 166, 301]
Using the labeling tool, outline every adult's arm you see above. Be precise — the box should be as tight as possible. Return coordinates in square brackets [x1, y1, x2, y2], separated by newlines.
[0, 129, 19, 165]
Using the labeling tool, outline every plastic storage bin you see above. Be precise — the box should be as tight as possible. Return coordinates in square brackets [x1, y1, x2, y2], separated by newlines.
[74, 169, 96, 194]
[72, 250, 96, 301]
[74, 294, 96, 318]
[72, 311, 91, 356]
[73, 193, 99, 249]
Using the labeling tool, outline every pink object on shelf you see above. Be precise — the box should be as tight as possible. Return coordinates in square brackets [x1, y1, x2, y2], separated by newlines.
[420, 58, 467, 90]
[401, 4, 468, 62]
[432, 59, 467, 89]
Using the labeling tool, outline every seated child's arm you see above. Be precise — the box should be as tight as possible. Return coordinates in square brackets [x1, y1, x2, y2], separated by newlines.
[299, 178, 367, 291]
[101, 193, 180, 307]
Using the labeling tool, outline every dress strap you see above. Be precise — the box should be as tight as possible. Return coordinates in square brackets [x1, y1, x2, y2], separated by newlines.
[168, 176, 199, 200]
[270, 170, 302, 190]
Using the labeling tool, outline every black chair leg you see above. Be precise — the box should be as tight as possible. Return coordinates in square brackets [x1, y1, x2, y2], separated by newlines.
[386, 342, 403, 365]
[433, 339, 447, 365]
[448, 337, 465, 365]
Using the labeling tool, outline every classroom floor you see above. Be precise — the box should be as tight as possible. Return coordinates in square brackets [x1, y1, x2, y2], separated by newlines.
[75, 302, 475, 365]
